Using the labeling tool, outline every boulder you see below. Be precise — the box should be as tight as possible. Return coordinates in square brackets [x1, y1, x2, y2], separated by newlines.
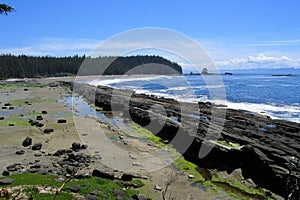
[36, 116, 43, 120]
[71, 142, 81, 151]
[32, 142, 42, 151]
[22, 136, 32, 147]
[37, 123, 44, 127]
[43, 128, 54, 134]
[121, 173, 133, 181]
[57, 119, 67, 123]
[2, 170, 10, 176]
[92, 168, 114, 180]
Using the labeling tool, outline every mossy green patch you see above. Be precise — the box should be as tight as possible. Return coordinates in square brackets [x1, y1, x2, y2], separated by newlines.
[6, 173, 60, 187]
[173, 156, 205, 182]
[23, 187, 74, 200]
[9, 99, 27, 106]
[0, 83, 46, 89]
[0, 114, 31, 127]
[129, 122, 165, 147]
[0, 173, 148, 200]
[211, 175, 272, 200]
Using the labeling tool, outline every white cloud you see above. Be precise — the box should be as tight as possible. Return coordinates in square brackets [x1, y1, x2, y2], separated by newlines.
[241, 39, 300, 47]
[216, 53, 300, 69]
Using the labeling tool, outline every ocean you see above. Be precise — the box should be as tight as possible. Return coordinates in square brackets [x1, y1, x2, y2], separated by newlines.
[86, 74, 300, 123]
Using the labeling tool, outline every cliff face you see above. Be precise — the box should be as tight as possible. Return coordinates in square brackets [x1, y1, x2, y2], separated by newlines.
[70, 82, 300, 198]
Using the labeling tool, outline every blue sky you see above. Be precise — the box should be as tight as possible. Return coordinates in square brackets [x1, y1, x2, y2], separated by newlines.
[1, 0, 300, 70]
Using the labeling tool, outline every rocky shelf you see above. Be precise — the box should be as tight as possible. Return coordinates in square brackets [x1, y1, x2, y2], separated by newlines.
[65, 81, 300, 198]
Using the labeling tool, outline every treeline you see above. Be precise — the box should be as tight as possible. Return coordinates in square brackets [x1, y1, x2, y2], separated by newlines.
[0, 54, 182, 79]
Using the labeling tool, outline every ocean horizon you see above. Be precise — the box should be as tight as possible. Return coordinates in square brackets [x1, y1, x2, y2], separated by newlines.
[86, 73, 300, 123]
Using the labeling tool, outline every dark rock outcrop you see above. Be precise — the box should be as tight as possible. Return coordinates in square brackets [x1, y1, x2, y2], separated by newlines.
[69, 82, 300, 198]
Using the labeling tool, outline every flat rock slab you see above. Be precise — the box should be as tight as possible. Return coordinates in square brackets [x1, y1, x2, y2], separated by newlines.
[0, 178, 14, 185]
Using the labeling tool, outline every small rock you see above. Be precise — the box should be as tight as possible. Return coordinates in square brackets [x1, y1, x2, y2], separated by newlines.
[83, 195, 98, 200]
[2, 106, 7, 109]
[0, 178, 14, 185]
[0, 116, 4, 120]
[113, 189, 126, 199]
[81, 144, 88, 149]
[132, 194, 148, 200]
[16, 150, 26, 155]
[37, 123, 44, 127]
[43, 128, 54, 134]
[66, 185, 81, 193]
[8, 106, 14, 110]
[57, 119, 67, 123]
[42, 110, 48, 114]
[188, 174, 195, 179]
[4, 103, 11, 106]
[34, 153, 42, 157]
[94, 155, 102, 160]
[22, 136, 32, 147]
[6, 163, 22, 172]
[36, 116, 43, 120]
[55, 177, 65, 182]
[154, 185, 162, 191]
[32, 142, 42, 150]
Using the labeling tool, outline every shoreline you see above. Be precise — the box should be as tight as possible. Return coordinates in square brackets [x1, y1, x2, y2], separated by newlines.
[1, 78, 299, 199]
[3, 74, 299, 124]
